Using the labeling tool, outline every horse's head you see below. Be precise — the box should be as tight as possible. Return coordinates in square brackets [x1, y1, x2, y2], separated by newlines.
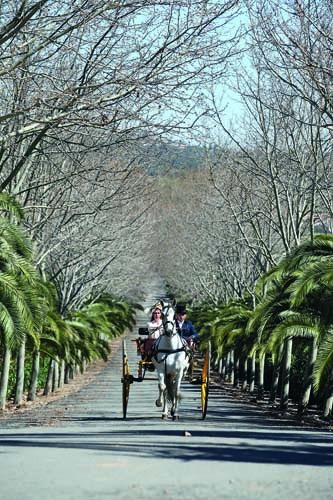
[161, 304, 177, 337]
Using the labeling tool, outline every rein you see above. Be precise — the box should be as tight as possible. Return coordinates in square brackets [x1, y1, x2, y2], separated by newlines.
[153, 334, 188, 363]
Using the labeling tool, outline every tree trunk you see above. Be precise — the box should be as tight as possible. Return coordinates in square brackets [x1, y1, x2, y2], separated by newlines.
[323, 370, 333, 419]
[242, 357, 248, 391]
[64, 364, 71, 384]
[298, 337, 318, 415]
[225, 352, 230, 382]
[221, 356, 226, 381]
[76, 350, 82, 375]
[257, 352, 266, 400]
[43, 358, 55, 396]
[218, 357, 223, 377]
[28, 350, 40, 401]
[323, 393, 333, 419]
[52, 359, 59, 392]
[59, 359, 65, 389]
[229, 349, 234, 385]
[234, 357, 240, 387]
[249, 351, 256, 393]
[270, 343, 284, 403]
[14, 340, 26, 406]
[0, 347, 11, 410]
[280, 338, 293, 410]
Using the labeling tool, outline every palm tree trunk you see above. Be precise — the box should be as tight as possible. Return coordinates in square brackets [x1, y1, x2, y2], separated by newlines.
[323, 392, 333, 419]
[28, 350, 40, 401]
[58, 359, 65, 389]
[43, 358, 55, 396]
[257, 352, 266, 400]
[270, 344, 284, 403]
[225, 352, 230, 382]
[220, 356, 226, 381]
[64, 364, 70, 384]
[52, 359, 59, 392]
[217, 357, 222, 376]
[249, 351, 256, 393]
[298, 337, 318, 415]
[229, 349, 234, 384]
[0, 346, 11, 410]
[323, 370, 333, 419]
[14, 340, 26, 405]
[234, 357, 240, 387]
[280, 338, 293, 410]
[242, 357, 248, 391]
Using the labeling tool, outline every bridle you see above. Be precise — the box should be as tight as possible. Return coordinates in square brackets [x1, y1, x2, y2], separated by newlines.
[153, 304, 189, 364]
[162, 306, 177, 337]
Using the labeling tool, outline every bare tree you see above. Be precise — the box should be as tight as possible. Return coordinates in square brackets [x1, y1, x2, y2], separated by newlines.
[245, 0, 333, 129]
[0, 0, 240, 188]
[0, 0, 242, 304]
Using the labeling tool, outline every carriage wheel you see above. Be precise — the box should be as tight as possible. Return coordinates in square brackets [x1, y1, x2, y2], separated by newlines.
[187, 355, 194, 382]
[121, 340, 131, 419]
[201, 341, 211, 419]
[138, 360, 143, 378]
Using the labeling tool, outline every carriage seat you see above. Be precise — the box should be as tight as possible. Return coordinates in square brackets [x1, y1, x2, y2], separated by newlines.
[136, 337, 156, 361]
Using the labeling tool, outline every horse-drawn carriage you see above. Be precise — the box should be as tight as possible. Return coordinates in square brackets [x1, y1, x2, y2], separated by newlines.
[121, 302, 211, 420]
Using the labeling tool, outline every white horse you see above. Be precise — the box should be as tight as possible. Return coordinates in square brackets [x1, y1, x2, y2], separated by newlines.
[152, 302, 189, 420]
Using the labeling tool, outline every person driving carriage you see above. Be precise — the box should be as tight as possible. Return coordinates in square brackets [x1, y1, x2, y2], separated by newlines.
[174, 303, 200, 346]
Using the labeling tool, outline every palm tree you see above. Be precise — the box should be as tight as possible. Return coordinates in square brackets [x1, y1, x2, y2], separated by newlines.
[313, 329, 333, 418]
[37, 295, 137, 397]
[0, 194, 42, 409]
[288, 258, 333, 417]
[267, 312, 320, 410]
[248, 271, 293, 404]
[250, 234, 333, 413]
[193, 299, 254, 388]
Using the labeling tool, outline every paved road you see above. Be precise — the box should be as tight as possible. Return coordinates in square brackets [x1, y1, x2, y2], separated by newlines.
[1, 286, 333, 499]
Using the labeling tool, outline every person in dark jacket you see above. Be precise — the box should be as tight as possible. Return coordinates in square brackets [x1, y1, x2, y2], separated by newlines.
[174, 303, 199, 344]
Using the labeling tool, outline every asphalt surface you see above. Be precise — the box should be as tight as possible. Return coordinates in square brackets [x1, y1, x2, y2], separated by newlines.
[1, 286, 333, 499]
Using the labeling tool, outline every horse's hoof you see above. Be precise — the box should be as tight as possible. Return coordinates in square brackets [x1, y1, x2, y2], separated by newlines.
[161, 414, 167, 419]
[155, 399, 162, 407]
[172, 415, 178, 421]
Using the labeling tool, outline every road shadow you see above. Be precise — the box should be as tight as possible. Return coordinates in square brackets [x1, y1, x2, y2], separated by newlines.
[1, 426, 333, 466]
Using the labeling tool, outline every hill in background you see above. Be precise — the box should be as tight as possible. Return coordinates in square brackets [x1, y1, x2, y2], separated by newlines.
[142, 143, 206, 174]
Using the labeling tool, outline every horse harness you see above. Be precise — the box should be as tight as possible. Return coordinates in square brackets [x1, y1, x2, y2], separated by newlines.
[152, 336, 190, 363]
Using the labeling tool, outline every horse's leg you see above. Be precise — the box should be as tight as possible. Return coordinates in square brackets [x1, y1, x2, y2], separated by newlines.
[156, 371, 168, 418]
[154, 367, 163, 407]
[171, 370, 183, 420]
[165, 374, 177, 420]
[161, 385, 168, 419]
[155, 382, 163, 408]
